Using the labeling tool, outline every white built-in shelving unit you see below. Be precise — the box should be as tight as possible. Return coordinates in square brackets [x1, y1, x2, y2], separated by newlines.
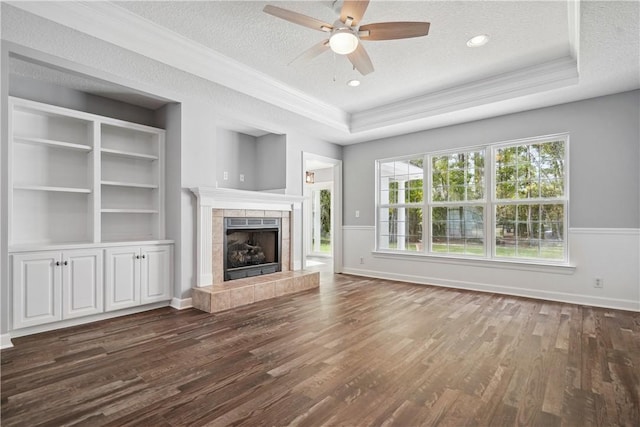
[8, 97, 165, 247]
[8, 97, 171, 331]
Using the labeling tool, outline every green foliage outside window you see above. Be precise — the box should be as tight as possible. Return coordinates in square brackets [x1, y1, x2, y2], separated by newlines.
[378, 138, 566, 261]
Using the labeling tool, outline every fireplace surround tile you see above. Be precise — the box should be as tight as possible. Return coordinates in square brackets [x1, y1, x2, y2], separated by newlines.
[245, 210, 265, 217]
[224, 209, 245, 217]
[212, 217, 224, 244]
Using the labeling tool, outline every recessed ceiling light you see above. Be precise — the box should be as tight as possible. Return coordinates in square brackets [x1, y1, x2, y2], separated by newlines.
[467, 34, 489, 47]
[347, 79, 361, 87]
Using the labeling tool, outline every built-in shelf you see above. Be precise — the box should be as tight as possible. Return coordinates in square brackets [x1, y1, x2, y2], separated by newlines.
[14, 184, 92, 194]
[101, 181, 158, 189]
[101, 148, 158, 160]
[10, 96, 165, 248]
[101, 209, 159, 214]
[14, 136, 92, 152]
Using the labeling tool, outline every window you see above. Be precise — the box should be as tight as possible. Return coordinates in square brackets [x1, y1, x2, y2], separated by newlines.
[494, 140, 566, 260]
[376, 135, 568, 263]
[431, 150, 486, 256]
[378, 157, 424, 252]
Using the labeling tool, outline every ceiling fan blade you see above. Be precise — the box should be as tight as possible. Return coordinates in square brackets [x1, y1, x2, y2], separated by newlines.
[347, 43, 374, 75]
[263, 5, 333, 32]
[288, 40, 330, 65]
[359, 22, 430, 41]
[340, 0, 370, 26]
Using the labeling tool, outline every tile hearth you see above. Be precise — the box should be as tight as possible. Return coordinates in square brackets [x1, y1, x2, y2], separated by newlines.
[192, 270, 320, 313]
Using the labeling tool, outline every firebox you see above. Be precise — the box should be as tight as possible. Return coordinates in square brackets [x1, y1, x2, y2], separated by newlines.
[223, 217, 281, 281]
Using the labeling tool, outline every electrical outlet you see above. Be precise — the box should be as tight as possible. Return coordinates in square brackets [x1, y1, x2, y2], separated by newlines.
[594, 277, 603, 288]
[360, 256, 364, 264]
[240, 174, 245, 182]
[223, 171, 229, 180]
[355, 210, 360, 218]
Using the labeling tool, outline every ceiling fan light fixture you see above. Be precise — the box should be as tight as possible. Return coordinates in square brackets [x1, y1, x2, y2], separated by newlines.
[466, 34, 489, 47]
[347, 79, 361, 87]
[329, 28, 359, 54]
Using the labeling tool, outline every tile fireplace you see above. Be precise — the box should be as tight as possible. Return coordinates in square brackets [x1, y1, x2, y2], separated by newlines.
[190, 187, 304, 287]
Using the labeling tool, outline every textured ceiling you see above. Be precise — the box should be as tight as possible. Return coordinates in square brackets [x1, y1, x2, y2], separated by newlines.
[114, 1, 570, 113]
[6, 1, 639, 144]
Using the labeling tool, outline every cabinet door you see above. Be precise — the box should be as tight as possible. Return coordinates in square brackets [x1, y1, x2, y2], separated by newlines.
[104, 247, 140, 311]
[140, 245, 172, 304]
[12, 252, 62, 329]
[62, 249, 104, 319]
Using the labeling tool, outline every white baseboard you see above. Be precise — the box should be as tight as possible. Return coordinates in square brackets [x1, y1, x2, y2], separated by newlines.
[8, 301, 171, 339]
[1, 334, 14, 350]
[170, 297, 193, 310]
[342, 268, 640, 312]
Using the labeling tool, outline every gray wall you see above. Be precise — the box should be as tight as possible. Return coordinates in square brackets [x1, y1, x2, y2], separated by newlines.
[343, 90, 640, 229]
[255, 133, 286, 191]
[9, 75, 158, 127]
[215, 128, 257, 191]
[154, 103, 182, 301]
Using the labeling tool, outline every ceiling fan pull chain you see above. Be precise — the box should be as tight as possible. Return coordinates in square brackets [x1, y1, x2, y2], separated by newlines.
[332, 52, 337, 82]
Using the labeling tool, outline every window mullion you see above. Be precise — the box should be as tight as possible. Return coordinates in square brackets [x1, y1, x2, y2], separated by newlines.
[423, 154, 429, 253]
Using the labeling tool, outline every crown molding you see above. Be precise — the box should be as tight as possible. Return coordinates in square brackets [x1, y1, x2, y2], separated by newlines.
[8, 1, 581, 139]
[8, 1, 350, 132]
[350, 56, 579, 133]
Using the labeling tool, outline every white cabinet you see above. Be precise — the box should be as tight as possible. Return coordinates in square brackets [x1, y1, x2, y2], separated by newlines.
[7, 97, 172, 333]
[105, 245, 172, 312]
[12, 249, 103, 329]
[140, 245, 172, 304]
[63, 250, 104, 319]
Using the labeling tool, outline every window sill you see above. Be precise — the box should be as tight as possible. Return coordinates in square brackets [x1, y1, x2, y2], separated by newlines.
[371, 250, 576, 275]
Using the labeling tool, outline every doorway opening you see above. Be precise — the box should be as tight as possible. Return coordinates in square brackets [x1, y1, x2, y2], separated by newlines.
[309, 182, 332, 257]
[302, 153, 342, 274]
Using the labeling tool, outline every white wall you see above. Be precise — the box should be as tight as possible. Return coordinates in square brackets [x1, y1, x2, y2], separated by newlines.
[308, 167, 334, 183]
[342, 91, 640, 311]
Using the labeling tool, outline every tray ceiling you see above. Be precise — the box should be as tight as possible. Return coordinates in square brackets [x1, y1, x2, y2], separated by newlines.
[6, 1, 640, 144]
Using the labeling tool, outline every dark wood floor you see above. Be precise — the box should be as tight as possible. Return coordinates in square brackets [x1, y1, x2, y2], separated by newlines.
[2, 274, 639, 426]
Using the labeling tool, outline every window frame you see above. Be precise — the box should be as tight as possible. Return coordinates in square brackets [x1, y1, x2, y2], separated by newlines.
[491, 136, 569, 262]
[376, 154, 426, 253]
[427, 148, 488, 257]
[375, 133, 569, 265]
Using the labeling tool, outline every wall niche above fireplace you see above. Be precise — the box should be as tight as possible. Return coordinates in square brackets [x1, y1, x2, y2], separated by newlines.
[216, 128, 286, 192]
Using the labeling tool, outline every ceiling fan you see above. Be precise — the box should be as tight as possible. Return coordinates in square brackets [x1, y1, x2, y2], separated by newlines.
[263, 0, 430, 76]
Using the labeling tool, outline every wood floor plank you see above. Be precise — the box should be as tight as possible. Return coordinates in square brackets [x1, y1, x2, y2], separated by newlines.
[1, 273, 639, 426]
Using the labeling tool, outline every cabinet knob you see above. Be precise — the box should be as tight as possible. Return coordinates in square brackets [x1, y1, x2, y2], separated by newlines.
[136, 255, 140, 259]
[55, 261, 61, 266]
[142, 255, 146, 259]
[63, 261, 68, 266]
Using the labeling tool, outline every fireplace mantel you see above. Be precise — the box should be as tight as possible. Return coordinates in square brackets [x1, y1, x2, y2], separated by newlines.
[190, 187, 304, 286]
